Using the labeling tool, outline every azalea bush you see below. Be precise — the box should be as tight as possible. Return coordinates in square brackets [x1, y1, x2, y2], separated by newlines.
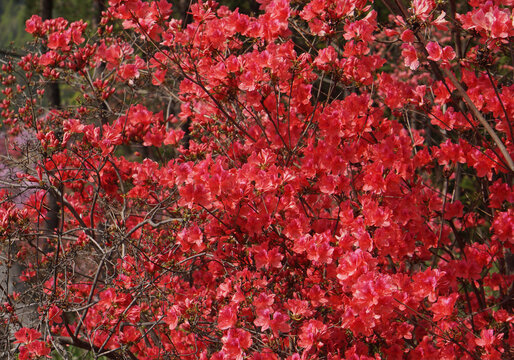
[0, 0, 513, 359]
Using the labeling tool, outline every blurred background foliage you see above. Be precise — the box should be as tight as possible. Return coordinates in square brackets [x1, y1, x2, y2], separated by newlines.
[0, 0, 31, 50]
[23, 0, 97, 23]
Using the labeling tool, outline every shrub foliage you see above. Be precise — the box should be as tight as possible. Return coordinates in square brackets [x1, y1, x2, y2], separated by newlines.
[0, 0, 513, 359]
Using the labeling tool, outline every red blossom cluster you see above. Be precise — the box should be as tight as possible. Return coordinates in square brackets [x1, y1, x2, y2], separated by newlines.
[0, 0, 513, 359]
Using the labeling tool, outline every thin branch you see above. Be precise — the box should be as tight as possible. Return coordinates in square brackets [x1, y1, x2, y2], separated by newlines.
[443, 68, 514, 171]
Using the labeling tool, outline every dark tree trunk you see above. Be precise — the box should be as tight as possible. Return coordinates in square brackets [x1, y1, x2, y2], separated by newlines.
[92, 0, 106, 30]
[40, 0, 61, 232]
[40, 0, 53, 21]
